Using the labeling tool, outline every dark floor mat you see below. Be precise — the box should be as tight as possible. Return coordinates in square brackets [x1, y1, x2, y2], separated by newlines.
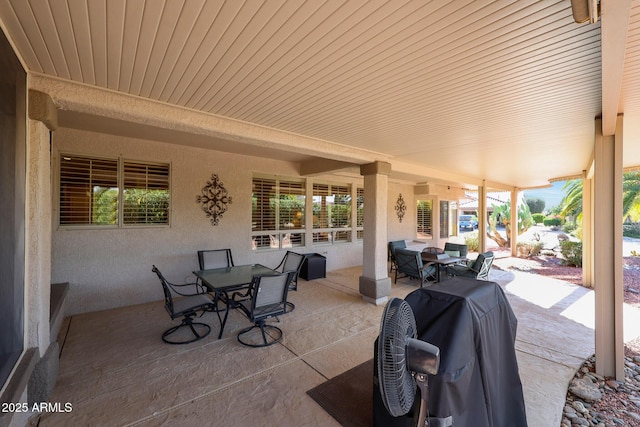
[307, 359, 373, 427]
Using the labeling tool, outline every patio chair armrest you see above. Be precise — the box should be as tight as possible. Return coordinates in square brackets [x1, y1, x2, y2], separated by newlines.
[169, 281, 206, 296]
[231, 288, 251, 302]
[421, 261, 436, 271]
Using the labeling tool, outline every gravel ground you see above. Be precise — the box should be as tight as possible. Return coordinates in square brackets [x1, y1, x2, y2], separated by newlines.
[491, 250, 640, 426]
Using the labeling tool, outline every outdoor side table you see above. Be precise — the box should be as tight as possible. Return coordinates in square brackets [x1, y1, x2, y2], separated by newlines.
[300, 253, 326, 280]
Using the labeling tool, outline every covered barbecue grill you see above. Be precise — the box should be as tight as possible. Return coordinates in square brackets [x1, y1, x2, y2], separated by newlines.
[374, 277, 527, 426]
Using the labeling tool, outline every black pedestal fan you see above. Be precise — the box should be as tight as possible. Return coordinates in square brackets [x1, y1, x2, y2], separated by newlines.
[378, 297, 441, 427]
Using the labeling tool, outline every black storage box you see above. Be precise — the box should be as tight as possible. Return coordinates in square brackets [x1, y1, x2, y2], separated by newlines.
[300, 253, 326, 280]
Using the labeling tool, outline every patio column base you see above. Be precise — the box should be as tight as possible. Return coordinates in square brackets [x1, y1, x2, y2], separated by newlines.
[358, 276, 391, 305]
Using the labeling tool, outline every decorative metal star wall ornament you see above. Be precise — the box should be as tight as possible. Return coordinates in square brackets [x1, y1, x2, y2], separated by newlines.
[395, 193, 406, 222]
[196, 174, 232, 226]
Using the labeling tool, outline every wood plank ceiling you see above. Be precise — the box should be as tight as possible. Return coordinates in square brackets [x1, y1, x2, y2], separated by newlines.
[1, 0, 639, 188]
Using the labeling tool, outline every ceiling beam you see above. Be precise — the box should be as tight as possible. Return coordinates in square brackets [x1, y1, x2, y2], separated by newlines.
[29, 74, 387, 166]
[601, 0, 632, 136]
[299, 159, 358, 176]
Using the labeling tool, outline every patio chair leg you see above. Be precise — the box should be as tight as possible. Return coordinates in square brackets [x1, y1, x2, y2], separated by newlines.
[237, 322, 283, 348]
[260, 324, 269, 345]
[162, 315, 211, 345]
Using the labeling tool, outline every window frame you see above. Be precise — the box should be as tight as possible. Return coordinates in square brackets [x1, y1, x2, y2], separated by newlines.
[251, 175, 306, 251]
[57, 153, 171, 229]
[440, 200, 450, 239]
[416, 198, 434, 239]
[356, 187, 364, 240]
[312, 181, 353, 245]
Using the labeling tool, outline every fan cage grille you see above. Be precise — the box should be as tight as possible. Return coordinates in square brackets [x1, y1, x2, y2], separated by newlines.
[378, 298, 418, 417]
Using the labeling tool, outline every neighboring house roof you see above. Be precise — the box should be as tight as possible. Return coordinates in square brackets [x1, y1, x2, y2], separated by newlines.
[459, 191, 512, 210]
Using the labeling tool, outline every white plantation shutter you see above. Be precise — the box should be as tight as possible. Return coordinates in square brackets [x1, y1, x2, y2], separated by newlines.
[312, 182, 352, 244]
[278, 180, 305, 229]
[312, 183, 329, 229]
[59, 156, 118, 225]
[417, 200, 433, 238]
[331, 184, 351, 228]
[356, 187, 364, 240]
[252, 176, 305, 250]
[252, 177, 277, 232]
[59, 154, 170, 227]
[123, 161, 170, 225]
[440, 200, 450, 238]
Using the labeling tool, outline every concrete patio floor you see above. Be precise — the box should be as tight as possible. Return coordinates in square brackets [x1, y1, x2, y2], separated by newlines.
[32, 265, 640, 427]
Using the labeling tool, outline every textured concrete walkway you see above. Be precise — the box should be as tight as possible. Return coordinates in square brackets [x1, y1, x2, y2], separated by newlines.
[32, 265, 640, 427]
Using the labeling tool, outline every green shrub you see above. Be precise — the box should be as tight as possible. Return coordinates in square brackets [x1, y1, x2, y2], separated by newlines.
[623, 223, 640, 239]
[517, 241, 543, 257]
[569, 224, 583, 241]
[543, 216, 562, 227]
[560, 240, 582, 267]
[463, 231, 479, 252]
[532, 213, 545, 224]
[562, 222, 577, 234]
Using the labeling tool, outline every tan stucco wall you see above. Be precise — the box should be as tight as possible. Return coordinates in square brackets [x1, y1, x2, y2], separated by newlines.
[387, 182, 417, 241]
[387, 181, 465, 247]
[51, 127, 367, 314]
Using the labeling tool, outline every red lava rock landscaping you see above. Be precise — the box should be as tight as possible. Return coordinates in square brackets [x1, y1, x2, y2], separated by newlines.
[492, 251, 640, 426]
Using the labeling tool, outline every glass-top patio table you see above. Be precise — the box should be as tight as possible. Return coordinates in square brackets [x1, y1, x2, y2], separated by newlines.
[420, 253, 467, 282]
[193, 264, 277, 339]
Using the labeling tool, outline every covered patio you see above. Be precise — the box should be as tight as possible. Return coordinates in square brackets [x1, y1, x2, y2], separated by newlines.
[4, 2, 640, 426]
[35, 266, 605, 426]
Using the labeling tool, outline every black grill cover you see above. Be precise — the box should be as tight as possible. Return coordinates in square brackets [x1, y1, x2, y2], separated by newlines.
[374, 277, 528, 427]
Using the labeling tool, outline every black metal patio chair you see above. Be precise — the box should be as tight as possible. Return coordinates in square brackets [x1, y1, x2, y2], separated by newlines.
[273, 251, 305, 312]
[393, 248, 437, 287]
[197, 248, 234, 270]
[274, 251, 305, 291]
[388, 240, 407, 274]
[152, 265, 218, 344]
[446, 251, 495, 280]
[231, 271, 294, 348]
[444, 242, 469, 258]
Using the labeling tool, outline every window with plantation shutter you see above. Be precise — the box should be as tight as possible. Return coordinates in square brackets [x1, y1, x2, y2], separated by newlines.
[312, 182, 352, 244]
[278, 180, 305, 230]
[417, 199, 433, 239]
[356, 187, 364, 240]
[123, 161, 170, 225]
[440, 200, 450, 238]
[58, 154, 170, 227]
[252, 177, 276, 233]
[252, 176, 305, 250]
[59, 156, 118, 225]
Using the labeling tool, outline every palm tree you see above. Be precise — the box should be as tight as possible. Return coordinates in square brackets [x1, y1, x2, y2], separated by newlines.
[623, 172, 640, 221]
[559, 171, 640, 221]
[560, 179, 583, 219]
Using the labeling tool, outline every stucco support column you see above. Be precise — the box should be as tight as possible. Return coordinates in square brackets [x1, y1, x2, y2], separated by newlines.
[594, 116, 624, 380]
[582, 169, 595, 288]
[477, 183, 487, 253]
[26, 90, 56, 352]
[359, 161, 392, 305]
[510, 189, 518, 257]
[26, 90, 58, 404]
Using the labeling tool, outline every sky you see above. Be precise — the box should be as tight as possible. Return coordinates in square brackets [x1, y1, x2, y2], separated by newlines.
[522, 181, 567, 211]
